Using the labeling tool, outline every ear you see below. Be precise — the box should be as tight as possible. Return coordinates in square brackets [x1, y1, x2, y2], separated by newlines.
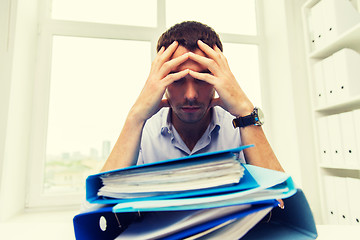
[210, 97, 222, 108]
[160, 98, 170, 108]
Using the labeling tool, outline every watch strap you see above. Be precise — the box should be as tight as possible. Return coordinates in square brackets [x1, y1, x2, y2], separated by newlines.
[232, 114, 255, 128]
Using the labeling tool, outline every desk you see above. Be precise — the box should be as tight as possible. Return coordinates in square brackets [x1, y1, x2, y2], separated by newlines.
[316, 225, 360, 239]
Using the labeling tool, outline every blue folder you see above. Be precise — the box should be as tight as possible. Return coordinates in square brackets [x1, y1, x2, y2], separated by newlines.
[75, 146, 316, 239]
[86, 145, 292, 205]
[73, 190, 317, 239]
[111, 164, 296, 212]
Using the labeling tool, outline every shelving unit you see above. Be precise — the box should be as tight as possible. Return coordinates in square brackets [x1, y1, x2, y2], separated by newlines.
[302, 0, 360, 225]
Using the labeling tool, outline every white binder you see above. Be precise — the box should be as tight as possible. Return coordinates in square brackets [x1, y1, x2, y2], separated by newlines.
[309, 0, 326, 49]
[339, 111, 359, 168]
[322, 55, 338, 104]
[317, 117, 332, 165]
[354, 110, 360, 165]
[333, 176, 351, 225]
[333, 48, 360, 101]
[323, 176, 339, 224]
[346, 177, 360, 226]
[321, 0, 360, 45]
[313, 61, 327, 107]
[327, 114, 344, 166]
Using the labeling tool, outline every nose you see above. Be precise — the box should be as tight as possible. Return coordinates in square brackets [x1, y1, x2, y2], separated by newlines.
[184, 79, 198, 101]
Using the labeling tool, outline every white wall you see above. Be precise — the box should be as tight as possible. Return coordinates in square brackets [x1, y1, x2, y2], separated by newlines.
[0, 0, 39, 222]
[260, 0, 321, 222]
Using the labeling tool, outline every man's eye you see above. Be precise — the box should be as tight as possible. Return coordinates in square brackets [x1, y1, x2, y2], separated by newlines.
[173, 79, 185, 85]
[195, 79, 208, 85]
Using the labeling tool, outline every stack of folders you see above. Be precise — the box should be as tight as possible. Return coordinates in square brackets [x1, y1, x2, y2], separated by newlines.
[317, 110, 360, 168]
[73, 145, 318, 240]
[309, 0, 360, 51]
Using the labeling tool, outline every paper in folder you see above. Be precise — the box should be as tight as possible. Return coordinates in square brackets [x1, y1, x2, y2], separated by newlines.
[74, 146, 317, 239]
[86, 145, 295, 206]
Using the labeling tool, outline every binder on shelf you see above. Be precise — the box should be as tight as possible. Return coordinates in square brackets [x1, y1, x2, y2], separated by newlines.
[327, 114, 344, 166]
[309, 0, 326, 50]
[322, 55, 339, 104]
[323, 176, 339, 224]
[333, 176, 351, 225]
[339, 111, 359, 168]
[333, 48, 360, 101]
[354, 109, 360, 163]
[308, 0, 360, 50]
[321, 0, 360, 46]
[313, 61, 327, 107]
[346, 177, 360, 226]
[317, 116, 332, 165]
[73, 189, 317, 240]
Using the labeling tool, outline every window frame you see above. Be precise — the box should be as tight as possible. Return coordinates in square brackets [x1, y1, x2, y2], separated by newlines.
[27, 0, 265, 208]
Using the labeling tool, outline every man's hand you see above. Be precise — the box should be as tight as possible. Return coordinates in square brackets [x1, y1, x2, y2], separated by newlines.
[131, 41, 190, 123]
[187, 40, 254, 117]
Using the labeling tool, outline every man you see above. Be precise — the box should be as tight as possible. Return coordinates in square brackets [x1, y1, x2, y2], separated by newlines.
[101, 21, 283, 173]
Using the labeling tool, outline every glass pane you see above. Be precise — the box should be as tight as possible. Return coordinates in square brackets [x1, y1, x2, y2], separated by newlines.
[45, 36, 150, 193]
[52, 0, 157, 27]
[166, 0, 257, 35]
[223, 43, 262, 107]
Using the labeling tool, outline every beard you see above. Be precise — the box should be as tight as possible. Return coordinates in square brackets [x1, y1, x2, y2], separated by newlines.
[171, 99, 212, 124]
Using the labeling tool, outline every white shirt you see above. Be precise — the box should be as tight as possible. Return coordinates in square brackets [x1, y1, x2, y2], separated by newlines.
[136, 106, 245, 165]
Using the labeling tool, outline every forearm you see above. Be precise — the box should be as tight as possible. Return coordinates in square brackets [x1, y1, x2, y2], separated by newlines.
[100, 112, 145, 172]
[240, 125, 284, 172]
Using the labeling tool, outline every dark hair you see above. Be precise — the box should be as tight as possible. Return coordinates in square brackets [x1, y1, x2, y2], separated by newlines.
[156, 21, 223, 52]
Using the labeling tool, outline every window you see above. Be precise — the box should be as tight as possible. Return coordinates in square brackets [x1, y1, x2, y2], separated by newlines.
[166, 0, 257, 35]
[51, 0, 157, 27]
[45, 36, 150, 194]
[28, 0, 261, 208]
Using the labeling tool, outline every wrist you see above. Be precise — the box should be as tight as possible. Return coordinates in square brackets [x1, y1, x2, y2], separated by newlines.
[233, 102, 254, 118]
[232, 106, 264, 128]
[127, 106, 148, 127]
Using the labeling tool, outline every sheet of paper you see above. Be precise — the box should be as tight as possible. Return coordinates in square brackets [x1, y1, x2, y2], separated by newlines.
[116, 204, 251, 240]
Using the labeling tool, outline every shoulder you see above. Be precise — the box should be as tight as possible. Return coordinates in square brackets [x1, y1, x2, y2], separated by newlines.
[212, 107, 239, 136]
[142, 108, 169, 136]
[213, 106, 235, 123]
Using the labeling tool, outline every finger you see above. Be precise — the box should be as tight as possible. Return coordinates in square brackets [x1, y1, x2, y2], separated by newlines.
[213, 44, 230, 69]
[277, 199, 285, 209]
[159, 52, 189, 77]
[157, 46, 165, 56]
[213, 44, 222, 53]
[162, 69, 189, 86]
[198, 40, 228, 69]
[158, 41, 179, 64]
[197, 40, 221, 63]
[188, 52, 220, 75]
[188, 69, 217, 85]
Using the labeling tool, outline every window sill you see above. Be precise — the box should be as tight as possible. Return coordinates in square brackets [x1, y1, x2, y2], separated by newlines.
[0, 209, 78, 239]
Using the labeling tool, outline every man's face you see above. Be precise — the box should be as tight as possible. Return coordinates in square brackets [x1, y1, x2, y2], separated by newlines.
[166, 46, 215, 124]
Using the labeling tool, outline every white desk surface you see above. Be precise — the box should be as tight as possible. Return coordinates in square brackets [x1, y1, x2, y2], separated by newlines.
[316, 225, 360, 239]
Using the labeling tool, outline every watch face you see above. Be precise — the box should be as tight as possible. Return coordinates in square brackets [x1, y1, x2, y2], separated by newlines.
[254, 107, 264, 125]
